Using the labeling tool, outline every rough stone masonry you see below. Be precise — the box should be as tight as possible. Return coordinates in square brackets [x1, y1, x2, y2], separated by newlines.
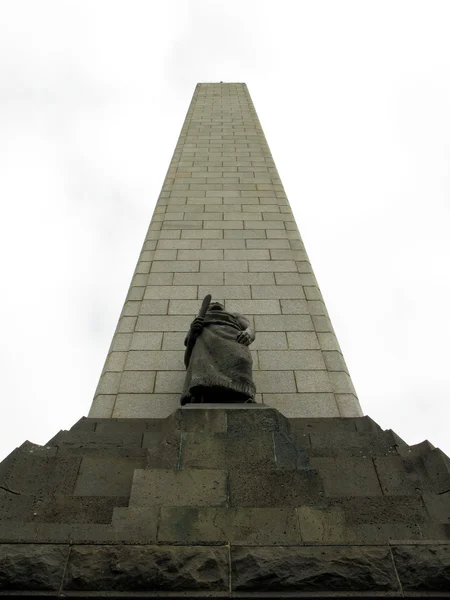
[90, 82, 363, 420]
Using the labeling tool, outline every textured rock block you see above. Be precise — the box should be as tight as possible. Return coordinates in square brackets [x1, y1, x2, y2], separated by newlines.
[231, 546, 399, 591]
[180, 432, 275, 470]
[158, 507, 300, 544]
[129, 469, 228, 507]
[229, 468, 323, 507]
[0, 544, 69, 591]
[393, 545, 450, 591]
[311, 457, 382, 496]
[63, 545, 228, 592]
[74, 456, 145, 496]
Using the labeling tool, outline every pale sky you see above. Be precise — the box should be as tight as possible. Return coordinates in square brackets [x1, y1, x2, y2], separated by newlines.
[1, 0, 449, 460]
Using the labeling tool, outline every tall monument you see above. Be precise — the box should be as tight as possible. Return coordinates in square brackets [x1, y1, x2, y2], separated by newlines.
[0, 84, 448, 596]
[90, 82, 362, 421]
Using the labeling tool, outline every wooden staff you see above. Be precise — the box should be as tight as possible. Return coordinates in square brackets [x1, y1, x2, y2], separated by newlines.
[184, 293, 211, 367]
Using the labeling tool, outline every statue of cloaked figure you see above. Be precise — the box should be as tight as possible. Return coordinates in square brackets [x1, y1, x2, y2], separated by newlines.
[180, 295, 256, 405]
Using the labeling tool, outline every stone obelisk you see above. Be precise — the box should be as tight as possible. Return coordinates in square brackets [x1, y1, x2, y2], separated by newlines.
[0, 84, 448, 596]
[90, 82, 362, 420]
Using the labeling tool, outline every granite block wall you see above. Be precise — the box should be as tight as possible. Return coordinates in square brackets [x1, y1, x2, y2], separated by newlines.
[90, 83, 362, 419]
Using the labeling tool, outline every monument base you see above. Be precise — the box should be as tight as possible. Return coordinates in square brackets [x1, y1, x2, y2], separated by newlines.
[0, 408, 449, 595]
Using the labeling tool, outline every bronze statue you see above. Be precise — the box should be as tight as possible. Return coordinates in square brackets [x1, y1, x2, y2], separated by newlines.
[180, 296, 256, 405]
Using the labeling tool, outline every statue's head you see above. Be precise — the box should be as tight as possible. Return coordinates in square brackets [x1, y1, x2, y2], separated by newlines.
[208, 301, 224, 312]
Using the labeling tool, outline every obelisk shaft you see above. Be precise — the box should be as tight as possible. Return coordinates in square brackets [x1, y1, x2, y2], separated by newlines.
[89, 83, 362, 419]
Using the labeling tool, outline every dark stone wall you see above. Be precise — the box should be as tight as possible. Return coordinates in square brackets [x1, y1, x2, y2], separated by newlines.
[0, 406, 449, 596]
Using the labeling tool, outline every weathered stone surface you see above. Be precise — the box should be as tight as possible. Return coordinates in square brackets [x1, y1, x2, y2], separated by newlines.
[226, 407, 290, 436]
[143, 432, 181, 468]
[74, 456, 146, 496]
[393, 545, 450, 591]
[129, 468, 228, 507]
[158, 507, 300, 544]
[273, 432, 310, 469]
[0, 544, 68, 590]
[33, 495, 128, 524]
[311, 457, 382, 496]
[1, 454, 81, 497]
[231, 545, 399, 591]
[229, 468, 323, 507]
[63, 545, 228, 591]
[181, 432, 275, 470]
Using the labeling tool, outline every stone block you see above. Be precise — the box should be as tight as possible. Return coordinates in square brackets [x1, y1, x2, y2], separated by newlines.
[311, 457, 382, 496]
[151, 260, 199, 272]
[95, 371, 121, 395]
[251, 332, 287, 350]
[231, 545, 398, 592]
[200, 260, 248, 272]
[63, 545, 228, 592]
[255, 314, 314, 331]
[143, 433, 181, 468]
[157, 239, 201, 249]
[158, 507, 300, 544]
[113, 394, 179, 418]
[264, 393, 340, 418]
[202, 239, 245, 249]
[225, 299, 280, 314]
[129, 332, 163, 350]
[121, 300, 141, 316]
[297, 505, 346, 543]
[253, 370, 296, 393]
[392, 545, 450, 591]
[178, 249, 223, 260]
[103, 352, 127, 372]
[138, 299, 169, 314]
[323, 350, 348, 372]
[74, 456, 145, 496]
[247, 239, 290, 248]
[112, 507, 159, 542]
[154, 371, 185, 393]
[180, 432, 275, 470]
[224, 249, 269, 260]
[249, 260, 297, 272]
[146, 272, 174, 286]
[336, 394, 363, 417]
[226, 408, 290, 436]
[204, 220, 243, 229]
[109, 333, 132, 352]
[275, 272, 317, 285]
[143, 285, 197, 299]
[229, 468, 322, 507]
[312, 315, 334, 332]
[328, 371, 357, 394]
[129, 469, 228, 507]
[198, 285, 250, 299]
[259, 350, 326, 370]
[374, 457, 423, 495]
[88, 395, 115, 418]
[4, 454, 81, 497]
[124, 350, 184, 371]
[153, 249, 177, 260]
[225, 272, 275, 284]
[118, 371, 155, 394]
[0, 522, 39, 543]
[295, 370, 333, 393]
[286, 331, 320, 349]
[136, 315, 191, 332]
[35, 495, 128, 524]
[0, 544, 69, 591]
[224, 229, 265, 238]
[181, 228, 224, 238]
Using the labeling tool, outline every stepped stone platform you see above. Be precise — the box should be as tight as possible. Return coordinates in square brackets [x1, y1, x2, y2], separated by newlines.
[0, 406, 449, 596]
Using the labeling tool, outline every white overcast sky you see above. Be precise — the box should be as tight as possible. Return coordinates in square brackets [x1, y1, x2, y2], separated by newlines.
[1, 0, 449, 460]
